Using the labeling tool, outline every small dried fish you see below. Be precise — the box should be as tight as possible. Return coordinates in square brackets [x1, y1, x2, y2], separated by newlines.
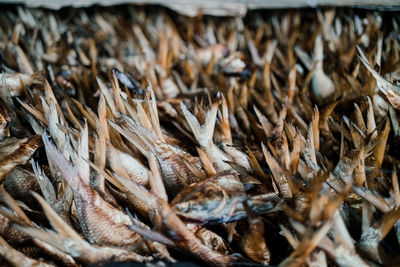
[1, 72, 42, 96]
[42, 133, 143, 248]
[0, 235, 54, 267]
[0, 5, 399, 267]
[311, 35, 336, 104]
[358, 46, 400, 110]
[16, 192, 153, 265]
[0, 135, 42, 182]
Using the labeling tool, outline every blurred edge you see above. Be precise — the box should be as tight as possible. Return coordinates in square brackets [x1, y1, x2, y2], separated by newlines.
[1, 0, 400, 16]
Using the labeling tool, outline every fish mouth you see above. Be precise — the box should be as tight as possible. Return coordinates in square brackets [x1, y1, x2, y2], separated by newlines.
[174, 211, 239, 225]
[174, 212, 207, 225]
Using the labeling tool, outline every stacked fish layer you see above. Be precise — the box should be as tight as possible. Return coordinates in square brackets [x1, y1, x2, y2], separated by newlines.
[0, 5, 400, 266]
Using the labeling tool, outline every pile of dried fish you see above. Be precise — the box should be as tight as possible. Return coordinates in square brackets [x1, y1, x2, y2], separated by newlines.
[0, 5, 400, 266]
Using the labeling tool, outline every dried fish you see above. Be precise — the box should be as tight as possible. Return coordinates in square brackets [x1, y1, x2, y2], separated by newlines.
[1, 72, 42, 96]
[311, 35, 336, 104]
[0, 5, 398, 267]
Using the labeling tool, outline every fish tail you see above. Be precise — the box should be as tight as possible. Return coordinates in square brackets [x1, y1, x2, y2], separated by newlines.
[357, 46, 383, 84]
[42, 134, 88, 190]
[180, 94, 220, 148]
[31, 158, 57, 205]
[219, 94, 232, 144]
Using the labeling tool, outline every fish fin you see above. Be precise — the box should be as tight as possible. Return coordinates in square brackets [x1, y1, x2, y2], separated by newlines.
[113, 172, 156, 207]
[31, 159, 57, 205]
[43, 134, 88, 189]
[95, 94, 109, 167]
[0, 235, 39, 266]
[366, 96, 377, 138]
[16, 98, 47, 125]
[30, 191, 81, 240]
[358, 46, 400, 96]
[76, 122, 90, 184]
[219, 94, 232, 144]
[380, 207, 400, 239]
[44, 80, 66, 124]
[312, 107, 320, 151]
[284, 213, 336, 266]
[136, 101, 153, 130]
[48, 103, 68, 156]
[320, 100, 338, 132]
[224, 160, 248, 175]
[126, 209, 175, 246]
[146, 86, 166, 142]
[14, 224, 79, 256]
[108, 119, 148, 156]
[254, 105, 273, 139]
[111, 71, 126, 114]
[181, 157, 207, 181]
[352, 186, 390, 212]
[97, 77, 118, 117]
[122, 97, 139, 122]
[0, 187, 32, 225]
[196, 147, 216, 176]
[357, 46, 380, 80]
[392, 167, 400, 208]
[148, 153, 168, 202]
[373, 118, 390, 167]
[0, 235, 15, 257]
[71, 99, 96, 129]
[294, 45, 313, 71]
[63, 100, 82, 129]
[180, 101, 203, 143]
[121, 114, 158, 150]
[261, 143, 292, 198]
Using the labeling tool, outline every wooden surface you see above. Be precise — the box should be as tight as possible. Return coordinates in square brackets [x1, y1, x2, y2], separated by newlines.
[2, 0, 400, 16]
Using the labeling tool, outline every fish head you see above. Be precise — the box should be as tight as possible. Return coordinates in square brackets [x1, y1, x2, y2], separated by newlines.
[172, 174, 246, 223]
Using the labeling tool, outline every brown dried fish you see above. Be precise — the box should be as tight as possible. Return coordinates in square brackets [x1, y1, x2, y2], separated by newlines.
[1, 72, 42, 96]
[42, 133, 143, 248]
[0, 5, 400, 267]
[0, 135, 42, 182]
[0, 235, 55, 267]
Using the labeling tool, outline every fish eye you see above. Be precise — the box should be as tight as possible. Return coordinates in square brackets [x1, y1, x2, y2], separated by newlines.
[177, 202, 190, 212]
[205, 189, 215, 197]
[211, 238, 220, 248]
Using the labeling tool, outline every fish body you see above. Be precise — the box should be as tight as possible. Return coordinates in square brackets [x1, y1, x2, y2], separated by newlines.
[4, 167, 40, 203]
[43, 134, 142, 248]
[1, 72, 42, 96]
[0, 135, 42, 182]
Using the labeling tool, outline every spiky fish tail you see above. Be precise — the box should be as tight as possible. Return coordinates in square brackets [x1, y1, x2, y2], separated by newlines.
[42, 134, 89, 191]
[180, 95, 219, 148]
